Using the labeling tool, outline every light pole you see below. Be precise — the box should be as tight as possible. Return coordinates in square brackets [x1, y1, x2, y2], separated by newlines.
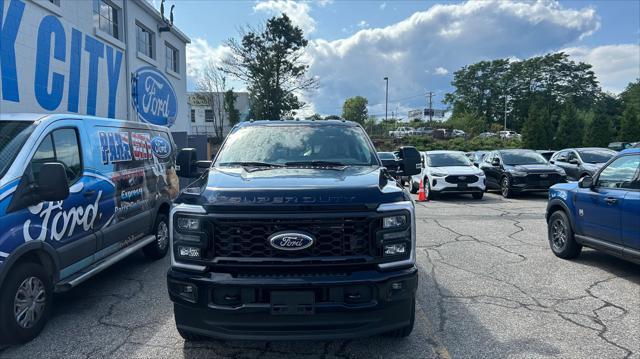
[384, 77, 389, 122]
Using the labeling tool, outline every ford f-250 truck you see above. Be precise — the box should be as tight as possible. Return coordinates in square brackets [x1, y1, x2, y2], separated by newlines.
[168, 120, 422, 340]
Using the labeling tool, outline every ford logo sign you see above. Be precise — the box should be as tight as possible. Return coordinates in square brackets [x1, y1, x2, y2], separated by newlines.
[458, 176, 466, 180]
[150, 136, 171, 158]
[132, 66, 178, 127]
[269, 232, 315, 251]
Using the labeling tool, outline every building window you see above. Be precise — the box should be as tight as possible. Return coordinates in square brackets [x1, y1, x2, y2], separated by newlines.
[190, 109, 196, 122]
[204, 110, 214, 122]
[136, 23, 154, 59]
[166, 43, 179, 73]
[93, 0, 119, 39]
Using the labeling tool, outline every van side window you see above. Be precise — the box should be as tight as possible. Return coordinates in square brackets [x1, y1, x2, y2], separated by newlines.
[31, 129, 82, 184]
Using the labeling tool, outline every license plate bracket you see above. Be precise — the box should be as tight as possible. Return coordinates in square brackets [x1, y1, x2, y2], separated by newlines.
[270, 291, 315, 315]
[457, 183, 468, 188]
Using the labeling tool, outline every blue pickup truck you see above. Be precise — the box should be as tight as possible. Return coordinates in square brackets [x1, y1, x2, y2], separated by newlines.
[546, 148, 639, 264]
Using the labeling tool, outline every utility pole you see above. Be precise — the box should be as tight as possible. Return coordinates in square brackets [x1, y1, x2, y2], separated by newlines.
[426, 91, 434, 122]
[384, 77, 389, 122]
[504, 95, 507, 131]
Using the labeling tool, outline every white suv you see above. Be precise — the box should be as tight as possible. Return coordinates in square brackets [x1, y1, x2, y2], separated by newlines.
[410, 150, 486, 199]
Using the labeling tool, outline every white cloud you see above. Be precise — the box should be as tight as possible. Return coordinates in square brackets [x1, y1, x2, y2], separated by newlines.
[434, 67, 449, 75]
[254, 0, 317, 34]
[303, 0, 601, 116]
[563, 44, 640, 93]
[379, 2, 387, 10]
[316, 0, 334, 7]
[357, 20, 369, 28]
[186, 38, 233, 79]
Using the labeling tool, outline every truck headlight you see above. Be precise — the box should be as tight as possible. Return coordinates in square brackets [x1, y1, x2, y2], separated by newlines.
[177, 216, 200, 231]
[384, 243, 406, 256]
[383, 215, 407, 229]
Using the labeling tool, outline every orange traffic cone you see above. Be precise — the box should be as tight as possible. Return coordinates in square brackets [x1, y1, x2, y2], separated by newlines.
[417, 178, 428, 202]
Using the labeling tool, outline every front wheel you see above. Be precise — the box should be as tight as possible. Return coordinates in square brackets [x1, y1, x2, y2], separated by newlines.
[501, 176, 515, 198]
[548, 211, 582, 259]
[0, 262, 53, 344]
[143, 213, 170, 260]
[472, 192, 484, 200]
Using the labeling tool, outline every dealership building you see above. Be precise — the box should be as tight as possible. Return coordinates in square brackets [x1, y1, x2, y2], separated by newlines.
[0, 0, 190, 132]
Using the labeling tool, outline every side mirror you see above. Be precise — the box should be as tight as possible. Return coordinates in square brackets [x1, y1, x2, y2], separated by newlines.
[38, 163, 70, 201]
[397, 146, 421, 176]
[176, 148, 198, 178]
[197, 160, 212, 169]
[569, 159, 580, 165]
[578, 176, 593, 189]
[491, 158, 500, 166]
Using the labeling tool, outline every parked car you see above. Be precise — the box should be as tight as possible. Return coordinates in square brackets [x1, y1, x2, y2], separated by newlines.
[549, 148, 617, 181]
[410, 127, 433, 136]
[546, 148, 639, 264]
[499, 130, 521, 140]
[0, 113, 179, 343]
[480, 149, 567, 198]
[171, 120, 422, 341]
[607, 142, 633, 151]
[469, 151, 489, 167]
[388, 127, 414, 138]
[378, 151, 401, 177]
[477, 132, 497, 139]
[452, 129, 466, 138]
[410, 150, 486, 199]
[536, 150, 555, 161]
[432, 128, 451, 139]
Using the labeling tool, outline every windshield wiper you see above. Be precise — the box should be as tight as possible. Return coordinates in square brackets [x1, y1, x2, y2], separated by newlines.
[218, 161, 284, 168]
[284, 160, 349, 169]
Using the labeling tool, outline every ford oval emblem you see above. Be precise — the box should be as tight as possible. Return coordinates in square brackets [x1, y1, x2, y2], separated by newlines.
[269, 232, 315, 251]
[132, 66, 178, 127]
[150, 136, 171, 158]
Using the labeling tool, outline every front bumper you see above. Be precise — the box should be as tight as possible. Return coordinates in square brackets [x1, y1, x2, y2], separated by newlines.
[510, 175, 565, 192]
[167, 266, 417, 340]
[430, 176, 486, 194]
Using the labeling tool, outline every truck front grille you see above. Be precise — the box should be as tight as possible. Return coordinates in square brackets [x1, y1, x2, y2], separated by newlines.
[211, 216, 374, 259]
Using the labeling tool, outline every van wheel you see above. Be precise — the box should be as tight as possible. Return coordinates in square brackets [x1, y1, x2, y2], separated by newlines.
[143, 213, 170, 260]
[548, 211, 582, 259]
[384, 297, 415, 338]
[0, 262, 52, 344]
[178, 327, 209, 342]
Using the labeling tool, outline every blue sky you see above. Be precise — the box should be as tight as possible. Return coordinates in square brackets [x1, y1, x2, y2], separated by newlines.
[155, 0, 640, 118]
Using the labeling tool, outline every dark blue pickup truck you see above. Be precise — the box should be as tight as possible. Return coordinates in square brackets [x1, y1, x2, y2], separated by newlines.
[546, 148, 640, 264]
[168, 120, 422, 341]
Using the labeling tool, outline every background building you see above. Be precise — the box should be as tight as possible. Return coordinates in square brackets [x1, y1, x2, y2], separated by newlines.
[0, 0, 190, 132]
[185, 91, 250, 137]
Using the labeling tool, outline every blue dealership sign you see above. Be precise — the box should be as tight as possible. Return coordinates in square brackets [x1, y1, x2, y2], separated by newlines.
[132, 67, 178, 127]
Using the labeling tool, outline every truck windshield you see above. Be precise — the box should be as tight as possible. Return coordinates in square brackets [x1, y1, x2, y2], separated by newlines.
[0, 121, 35, 179]
[216, 124, 378, 167]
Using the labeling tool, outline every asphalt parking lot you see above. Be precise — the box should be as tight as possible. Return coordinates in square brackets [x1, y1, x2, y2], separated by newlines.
[0, 192, 638, 359]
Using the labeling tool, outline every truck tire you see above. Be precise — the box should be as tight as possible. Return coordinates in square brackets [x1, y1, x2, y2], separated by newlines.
[410, 180, 418, 194]
[0, 262, 53, 344]
[178, 327, 209, 342]
[143, 213, 170, 260]
[384, 298, 415, 338]
[548, 210, 582, 259]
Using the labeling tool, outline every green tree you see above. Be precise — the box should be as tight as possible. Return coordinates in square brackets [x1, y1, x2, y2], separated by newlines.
[446, 112, 486, 137]
[522, 98, 553, 149]
[222, 14, 317, 120]
[555, 101, 583, 148]
[618, 81, 640, 141]
[583, 111, 613, 147]
[324, 115, 341, 120]
[223, 89, 241, 126]
[305, 113, 323, 121]
[341, 96, 368, 125]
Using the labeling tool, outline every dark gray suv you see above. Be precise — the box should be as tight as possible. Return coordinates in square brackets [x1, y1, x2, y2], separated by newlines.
[549, 148, 617, 181]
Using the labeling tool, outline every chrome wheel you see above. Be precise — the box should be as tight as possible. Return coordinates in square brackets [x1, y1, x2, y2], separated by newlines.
[156, 221, 169, 250]
[14, 277, 46, 329]
[501, 178, 509, 197]
[551, 218, 568, 251]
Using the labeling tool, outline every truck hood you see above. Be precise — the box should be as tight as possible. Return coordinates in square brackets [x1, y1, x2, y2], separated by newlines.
[176, 166, 408, 211]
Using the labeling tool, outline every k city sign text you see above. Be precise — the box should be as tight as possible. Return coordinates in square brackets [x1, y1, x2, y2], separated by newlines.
[1, 0, 124, 118]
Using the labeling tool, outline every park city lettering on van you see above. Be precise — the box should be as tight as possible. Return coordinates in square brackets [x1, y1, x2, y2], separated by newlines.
[99, 131, 168, 164]
[0, 0, 123, 118]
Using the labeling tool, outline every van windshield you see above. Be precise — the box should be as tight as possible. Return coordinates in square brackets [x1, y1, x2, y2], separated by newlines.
[215, 124, 378, 167]
[0, 121, 35, 179]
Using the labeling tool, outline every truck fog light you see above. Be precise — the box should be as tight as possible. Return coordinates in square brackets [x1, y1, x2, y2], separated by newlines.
[384, 243, 406, 256]
[383, 215, 407, 229]
[178, 283, 197, 302]
[178, 246, 201, 258]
